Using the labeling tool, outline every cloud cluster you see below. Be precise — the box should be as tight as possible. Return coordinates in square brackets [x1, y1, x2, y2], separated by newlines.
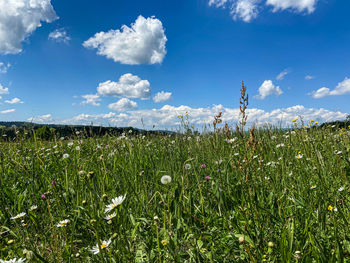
[83, 15, 167, 65]
[153, 91, 172, 103]
[0, 62, 11, 73]
[97, 73, 151, 100]
[1, 109, 15, 114]
[5, 97, 23, 104]
[0, 84, 9, 94]
[311, 78, 350, 98]
[49, 28, 70, 43]
[0, 0, 58, 54]
[28, 114, 53, 123]
[81, 94, 101, 106]
[58, 104, 346, 130]
[209, 0, 318, 22]
[276, 69, 290, 80]
[255, 80, 283, 99]
[108, 98, 138, 112]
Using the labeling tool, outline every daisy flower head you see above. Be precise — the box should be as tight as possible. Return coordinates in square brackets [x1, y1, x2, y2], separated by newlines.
[57, 219, 69, 228]
[338, 186, 345, 192]
[90, 239, 112, 254]
[10, 212, 26, 220]
[160, 175, 172, 185]
[0, 258, 26, 263]
[104, 212, 117, 221]
[104, 195, 126, 213]
[310, 185, 317, 190]
[29, 205, 37, 211]
[295, 154, 303, 159]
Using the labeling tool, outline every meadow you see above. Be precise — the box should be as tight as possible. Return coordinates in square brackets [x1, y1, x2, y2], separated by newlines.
[0, 120, 349, 262]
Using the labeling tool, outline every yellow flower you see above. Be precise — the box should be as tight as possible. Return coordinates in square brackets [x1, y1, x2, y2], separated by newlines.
[292, 118, 298, 122]
[161, 240, 169, 246]
[315, 121, 319, 125]
[328, 205, 333, 211]
[309, 120, 314, 123]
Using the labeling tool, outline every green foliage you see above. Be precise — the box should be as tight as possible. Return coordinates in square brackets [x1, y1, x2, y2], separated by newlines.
[0, 124, 349, 262]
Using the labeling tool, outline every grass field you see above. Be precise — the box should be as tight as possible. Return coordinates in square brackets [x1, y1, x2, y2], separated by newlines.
[0, 121, 349, 262]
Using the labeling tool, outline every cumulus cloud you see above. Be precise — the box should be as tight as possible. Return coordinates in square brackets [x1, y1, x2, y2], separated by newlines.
[81, 94, 101, 106]
[1, 109, 15, 114]
[153, 91, 172, 103]
[311, 78, 350, 98]
[48, 28, 70, 43]
[231, 0, 260, 22]
[276, 69, 290, 80]
[305, 75, 314, 80]
[108, 98, 138, 112]
[5, 97, 23, 104]
[97, 73, 151, 100]
[255, 80, 283, 99]
[0, 62, 11, 73]
[266, 0, 317, 13]
[60, 104, 347, 130]
[0, 84, 9, 94]
[83, 15, 167, 65]
[28, 114, 53, 123]
[208, 0, 317, 22]
[0, 0, 58, 54]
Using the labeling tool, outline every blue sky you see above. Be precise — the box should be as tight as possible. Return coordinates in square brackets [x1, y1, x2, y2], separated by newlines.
[0, 0, 349, 129]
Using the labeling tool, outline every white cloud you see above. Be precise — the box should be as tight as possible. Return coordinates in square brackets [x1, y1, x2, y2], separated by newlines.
[0, 96, 2, 100]
[209, 0, 229, 8]
[48, 28, 70, 43]
[231, 0, 260, 22]
[0, 0, 58, 54]
[81, 94, 101, 106]
[1, 109, 15, 114]
[0, 62, 11, 73]
[276, 69, 290, 80]
[97, 73, 151, 100]
[305, 75, 314, 80]
[5, 97, 23, 104]
[153, 91, 172, 103]
[311, 78, 350, 98]
[266, 0, 317, 13]
[208, 0, 317, 22]
[0, 84, 9, 94]
[108, 98, 138, 112]
[255, 80, 283, 99]
[83, 15, 167, 65]
[28, 114, 53, 123]
[61, 104, 347, 130]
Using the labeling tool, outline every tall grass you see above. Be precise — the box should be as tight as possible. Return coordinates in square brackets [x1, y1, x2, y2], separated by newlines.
[0, 122, 349, 262]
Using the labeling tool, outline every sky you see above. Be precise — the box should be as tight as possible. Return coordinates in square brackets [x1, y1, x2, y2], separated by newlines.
[0, 0, 349, 130]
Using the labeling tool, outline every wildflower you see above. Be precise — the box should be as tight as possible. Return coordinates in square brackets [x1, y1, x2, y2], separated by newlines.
[268, 241, 274, 247]
[10, 212, 26, 220]
[338, 186, 344, 192]
[315, 121, 319, 125]
[0, 258, 26, 263]
[328, 205, 333, 211]
[90, 239, 112, 254]
[29, 205, 37, 211]
[161, 175, 172, 185]
[310, 185, 316, 190]
[104, 195, 126, 213]
[238, 236, 245, 244]
[105, 212, 117, 221]
[161, 240, 168, 246]
[75, 146, 80, 151]
[67, 142, 73, 147]
[184, 163, 191, 170]
[62, 153, 69, 159]
[205, 176, 210, 181]
[200, 164, 207, 168]
[107, 220, 112, 225]
[295, 154, 303, 159]
[294, 251, 302, 260]
[41, 194, 46, 199]
[57, 219, 69, 227]
[292, 117, 298, 122]
[334, 207, 338, 212]
[226, 138, 237, 144]
[51, 180, 57, 186]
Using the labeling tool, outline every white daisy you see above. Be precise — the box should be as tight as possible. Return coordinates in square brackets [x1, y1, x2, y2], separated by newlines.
[56, 219, 70, 228]
[104, 212, 116, 220]
[10, 212, 26, 220]
[0, 258, 26, 263]
[338, 186, 345, 192]
[29, 205, 37, 211]
[104, 195, 126, 213]
[90, 239, 112, 254]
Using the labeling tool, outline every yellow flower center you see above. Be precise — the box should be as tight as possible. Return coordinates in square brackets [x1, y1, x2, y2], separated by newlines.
[328, 205, 333, 211]
[101, 244, 107, 249]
